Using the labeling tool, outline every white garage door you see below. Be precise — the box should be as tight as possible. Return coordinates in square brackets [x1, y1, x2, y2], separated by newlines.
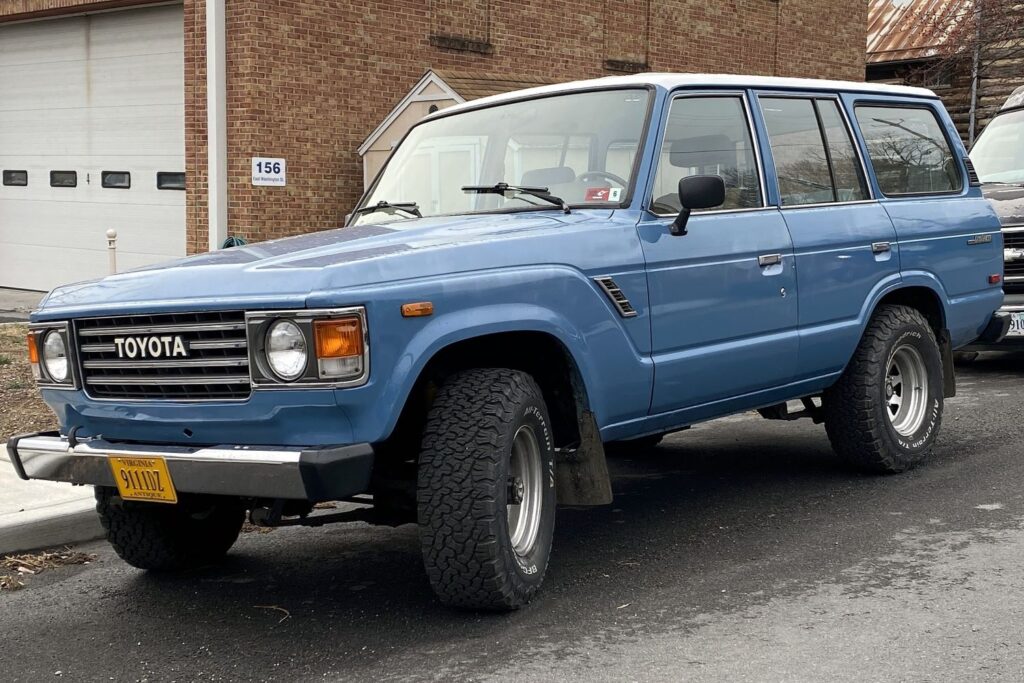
[0, 4, 185, 292]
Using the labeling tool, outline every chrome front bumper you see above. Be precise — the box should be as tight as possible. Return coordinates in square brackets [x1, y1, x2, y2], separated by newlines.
[6, 432, 374, 501]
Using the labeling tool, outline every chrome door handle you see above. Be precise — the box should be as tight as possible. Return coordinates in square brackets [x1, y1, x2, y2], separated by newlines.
[871, 241, 891, 254]
[758, 253, 782, 267]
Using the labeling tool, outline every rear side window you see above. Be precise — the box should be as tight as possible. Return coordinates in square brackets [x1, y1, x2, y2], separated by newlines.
[855, 105, 962, 196]
[650, 95, 763, 213]
[760, 97, 869, 206]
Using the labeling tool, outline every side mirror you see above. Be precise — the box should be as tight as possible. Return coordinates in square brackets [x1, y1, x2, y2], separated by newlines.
[670, 175, 726, 236]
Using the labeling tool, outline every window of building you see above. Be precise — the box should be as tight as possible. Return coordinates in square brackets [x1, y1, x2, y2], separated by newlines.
[50, 171, 77, 188]
[855, 105, 962, 196]
[650, 95, 763, 214]
[102, 171, 131, 189]
[3, 170, 27, 186]
[157, 172, 186, 190]
[761, 97, 868, 206]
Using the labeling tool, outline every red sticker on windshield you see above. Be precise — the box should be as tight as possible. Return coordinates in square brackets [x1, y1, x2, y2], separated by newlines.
[584, 187, 611, 201]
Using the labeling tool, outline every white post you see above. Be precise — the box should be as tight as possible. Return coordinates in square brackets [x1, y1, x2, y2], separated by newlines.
[206, 0, 228, 252]
[106, 229, 118, 274]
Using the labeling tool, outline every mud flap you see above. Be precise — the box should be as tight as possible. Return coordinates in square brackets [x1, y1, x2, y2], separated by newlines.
[554, 410, 613, 506]
[940, 329, 956, 398]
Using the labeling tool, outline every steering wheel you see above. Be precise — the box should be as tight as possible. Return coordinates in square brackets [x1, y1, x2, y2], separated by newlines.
[577, 170, 629, 187]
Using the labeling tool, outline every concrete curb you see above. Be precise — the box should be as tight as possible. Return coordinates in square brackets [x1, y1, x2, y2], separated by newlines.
[1, 462, 105, 555]
[0, 502, 104, 556]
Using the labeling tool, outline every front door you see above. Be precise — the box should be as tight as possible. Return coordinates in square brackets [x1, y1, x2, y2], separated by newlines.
[640, 93, 799, 415]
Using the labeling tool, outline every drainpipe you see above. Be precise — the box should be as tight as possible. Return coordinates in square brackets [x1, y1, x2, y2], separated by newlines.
[206, 0, 228, 251]
[968, 5, 982, 146]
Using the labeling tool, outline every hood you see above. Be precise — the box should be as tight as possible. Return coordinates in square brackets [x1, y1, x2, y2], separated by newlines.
[982, 183, 1024, 227]
[35, 210, 608, 319]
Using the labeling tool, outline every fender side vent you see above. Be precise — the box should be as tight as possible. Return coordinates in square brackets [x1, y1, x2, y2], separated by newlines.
[594, 276, 638, 318]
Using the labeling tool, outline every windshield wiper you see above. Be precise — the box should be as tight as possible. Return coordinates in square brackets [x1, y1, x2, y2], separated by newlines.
[462, 183, 571, 214]
[353, 200, 421, 218]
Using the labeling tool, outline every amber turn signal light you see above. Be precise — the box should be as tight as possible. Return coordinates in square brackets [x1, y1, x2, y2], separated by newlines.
[26, 332, 39, 364]
[401, 301, 433, 318]
[314, 317, 363, 359]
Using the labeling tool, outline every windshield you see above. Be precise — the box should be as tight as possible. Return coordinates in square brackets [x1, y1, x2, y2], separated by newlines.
[353, 88, 651, 225]
[972, 109, 1024, 184]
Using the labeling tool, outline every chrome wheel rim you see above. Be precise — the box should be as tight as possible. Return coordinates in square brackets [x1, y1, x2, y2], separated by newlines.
[507, 424, 543, 557]
[886, 344, 928, 437]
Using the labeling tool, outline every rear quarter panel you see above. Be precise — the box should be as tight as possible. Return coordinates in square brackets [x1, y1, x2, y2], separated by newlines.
[844, 93, 1004, 347]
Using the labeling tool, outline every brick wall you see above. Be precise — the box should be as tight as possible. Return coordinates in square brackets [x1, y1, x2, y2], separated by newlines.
[2, 0, 868, 252]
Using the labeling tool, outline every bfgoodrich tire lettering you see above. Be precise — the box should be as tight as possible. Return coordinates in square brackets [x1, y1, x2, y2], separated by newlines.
[96, 488, 245, 571]
[823, 305, 944, 473]
[417, 368, 557, 610]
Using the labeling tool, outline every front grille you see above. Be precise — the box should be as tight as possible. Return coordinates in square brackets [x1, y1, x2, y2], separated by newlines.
[75, 311, 251, 401]
[1005, 230, 1024, 292]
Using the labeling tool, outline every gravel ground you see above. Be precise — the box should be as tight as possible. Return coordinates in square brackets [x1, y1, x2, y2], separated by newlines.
[0, 323, 56, 441]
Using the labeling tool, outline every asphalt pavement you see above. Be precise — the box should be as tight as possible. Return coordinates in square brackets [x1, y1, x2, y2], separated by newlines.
[1, 354, 1022, 682]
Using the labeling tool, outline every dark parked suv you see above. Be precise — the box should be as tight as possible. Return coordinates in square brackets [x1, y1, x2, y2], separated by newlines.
[970, 85, 1024, 345]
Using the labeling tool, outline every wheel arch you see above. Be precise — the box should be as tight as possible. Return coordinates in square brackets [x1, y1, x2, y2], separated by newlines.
[378, 322, 613, 507]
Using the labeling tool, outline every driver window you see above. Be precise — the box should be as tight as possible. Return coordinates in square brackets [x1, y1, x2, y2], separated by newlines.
[650, 96, 763, 214]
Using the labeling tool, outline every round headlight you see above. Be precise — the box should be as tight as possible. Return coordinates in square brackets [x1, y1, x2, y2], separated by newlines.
[266, 319, 307, 381]
[42, 330, 69, 383]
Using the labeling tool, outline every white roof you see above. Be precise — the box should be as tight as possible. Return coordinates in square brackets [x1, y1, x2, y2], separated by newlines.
[435, 73, 937, 117]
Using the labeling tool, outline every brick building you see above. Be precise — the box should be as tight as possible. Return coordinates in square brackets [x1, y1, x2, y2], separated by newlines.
[0, 0, 867, 290]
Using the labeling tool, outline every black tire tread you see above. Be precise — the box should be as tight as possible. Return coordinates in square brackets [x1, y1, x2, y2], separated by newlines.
[96, 488, 244, 571]
[417, 368, 551, 610]
[823, 304, 940, 474]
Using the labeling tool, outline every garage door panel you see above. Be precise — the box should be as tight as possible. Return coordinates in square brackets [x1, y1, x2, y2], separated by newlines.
[0, 243, 185, 292]
[0, 5, 185, 291]
[0, 20, 86, 66]
[88, 6, 184, 59]
[0, 109, 184, 156]
[0, 200, 185, 255]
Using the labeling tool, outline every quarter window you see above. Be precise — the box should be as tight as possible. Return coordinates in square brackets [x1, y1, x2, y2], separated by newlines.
[3, 170, 27, 186]
[855, 105, 962, 196]
[650, 95, 763, 214]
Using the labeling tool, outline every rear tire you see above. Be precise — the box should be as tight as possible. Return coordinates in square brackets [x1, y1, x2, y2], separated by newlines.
[96, 488, 245, 571]
[823, 305, 943, 473]
[417, 369, 556, 610]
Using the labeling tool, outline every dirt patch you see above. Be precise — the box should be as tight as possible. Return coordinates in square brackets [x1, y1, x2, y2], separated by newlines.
[0, 323, 56, 439]
[0, 547, 95, 592]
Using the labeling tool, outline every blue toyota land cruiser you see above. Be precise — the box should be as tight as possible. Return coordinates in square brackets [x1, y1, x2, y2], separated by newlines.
[8, 74, 1008, 610]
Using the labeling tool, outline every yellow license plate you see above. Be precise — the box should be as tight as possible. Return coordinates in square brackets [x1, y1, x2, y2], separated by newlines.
[109, 456, 178, 504]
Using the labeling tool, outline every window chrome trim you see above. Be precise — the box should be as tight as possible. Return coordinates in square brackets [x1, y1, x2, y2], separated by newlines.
[246, 307, 369, 389]
[645, 90, 768, 218]
[779, 199, 880, 211]
[28, 321, 78, 390]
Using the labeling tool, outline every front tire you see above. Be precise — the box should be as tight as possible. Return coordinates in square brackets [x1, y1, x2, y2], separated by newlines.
[417, 369, 556, 610]
[96, 488, 245, 571]
[823, 305, 944, 473]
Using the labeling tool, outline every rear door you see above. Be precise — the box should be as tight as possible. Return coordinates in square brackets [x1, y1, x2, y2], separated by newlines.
[638, 92, 798, 415]
[754, 94, 899, 379]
